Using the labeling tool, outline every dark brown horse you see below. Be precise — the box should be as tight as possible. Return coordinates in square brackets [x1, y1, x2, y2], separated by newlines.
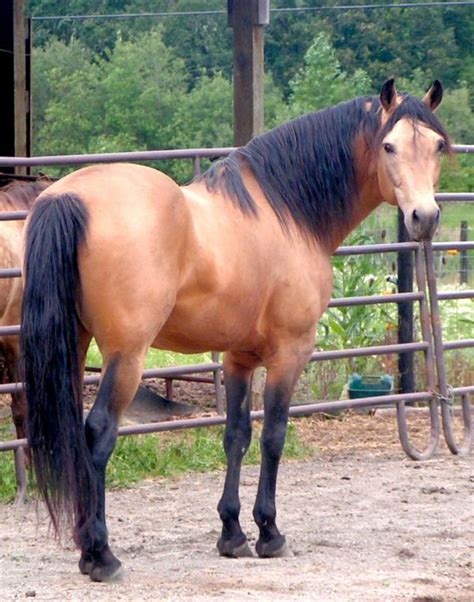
[21, 80, 450, 582]
[0, 179, 50, 443]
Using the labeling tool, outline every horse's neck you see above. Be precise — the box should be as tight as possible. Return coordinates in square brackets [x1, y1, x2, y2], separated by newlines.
[328, 148, 384, 252]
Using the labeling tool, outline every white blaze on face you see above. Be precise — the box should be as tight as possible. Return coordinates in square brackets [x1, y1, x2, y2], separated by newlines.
[378, 118, 446, 241]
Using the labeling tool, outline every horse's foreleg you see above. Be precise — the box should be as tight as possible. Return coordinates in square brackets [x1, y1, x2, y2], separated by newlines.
[217, 355, 254, 558]
[253, 348, 311, 558]
[78, 350, 144, 583]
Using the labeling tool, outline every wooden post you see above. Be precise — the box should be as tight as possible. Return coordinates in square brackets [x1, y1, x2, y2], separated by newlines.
[14, 0, 27, 173]
[0, 0, 15, 177]
[397, 209, 415, 395]
[228, 0, 269, 146]
[228, 1, 269, 408]
[460, 220, 469, 285]
[0, 0, 30, 182]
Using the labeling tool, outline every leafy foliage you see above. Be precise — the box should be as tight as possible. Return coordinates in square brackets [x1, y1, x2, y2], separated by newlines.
[285, 32, 371, 118]
[318, 232, 396, 358]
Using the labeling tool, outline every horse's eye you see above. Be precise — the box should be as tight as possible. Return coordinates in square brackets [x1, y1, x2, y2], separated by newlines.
[383, 143, 395, 154]
[437, 139, 447, 153]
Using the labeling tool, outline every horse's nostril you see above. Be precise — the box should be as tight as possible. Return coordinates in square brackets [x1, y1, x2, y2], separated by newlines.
[412, 209, 419, 223]
[435, 208, 441, 222]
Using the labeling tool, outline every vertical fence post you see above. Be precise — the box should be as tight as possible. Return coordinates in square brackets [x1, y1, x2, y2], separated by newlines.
[14, 0, 28, 176]
[397, 209, 415, 394]
[460, 220, 469, 285]
[228, 0, 269, 146]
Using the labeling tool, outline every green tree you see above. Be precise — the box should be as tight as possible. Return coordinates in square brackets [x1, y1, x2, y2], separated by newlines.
[285, 31, 371, 118]
[33, 29, 189, 173]
[438, 87, 474, 193]
[32, 37, 95, 142]
[160, 0, 232, 90]
[33, 39, 102, 157]
[321, 0, 463, 89]
[29, 0, 171, 56]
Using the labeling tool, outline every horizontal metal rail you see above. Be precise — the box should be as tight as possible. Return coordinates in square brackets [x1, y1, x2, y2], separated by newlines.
[436, 192, 474, 202]
[0, 362, 222, 395]
[0, 147, 234, 168]
[335, 241, 474, 256]
[328, 291, 423, 308]
[310, 342, 428, 362]
[443, 339, 474, 351]
[0, 144, 471, 169]
[0, 211, 28, 221]
[2, 386, 473, 453]
[437, 290, 474, 301]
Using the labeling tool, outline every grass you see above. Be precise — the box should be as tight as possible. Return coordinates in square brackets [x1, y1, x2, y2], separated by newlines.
[0, 422, 19, 502]
[86, 340, 211, 369]
[86, 339, 211, 370]
[0, 420, 313, 503]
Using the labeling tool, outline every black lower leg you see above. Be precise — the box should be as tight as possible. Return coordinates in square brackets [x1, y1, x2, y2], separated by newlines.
[77, 357, 122, 581]
[253, 382, 291, 558]
[217, 366, 253, 557]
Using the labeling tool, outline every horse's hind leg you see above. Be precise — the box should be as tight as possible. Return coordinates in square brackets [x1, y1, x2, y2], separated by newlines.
[253, 345, 312, 558]
[1, 339, 27, 442]
[217, 354, 255, 558]
[77, 349, 145, 583]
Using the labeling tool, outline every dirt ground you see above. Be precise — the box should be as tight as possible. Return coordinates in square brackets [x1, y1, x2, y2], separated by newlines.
[0, 407, 473, 602]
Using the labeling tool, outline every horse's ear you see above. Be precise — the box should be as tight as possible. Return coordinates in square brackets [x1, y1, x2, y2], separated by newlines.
[423, 80, 443, 112]
[380, 78, 397, 112]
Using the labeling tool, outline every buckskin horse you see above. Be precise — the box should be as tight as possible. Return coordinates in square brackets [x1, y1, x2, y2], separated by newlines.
[21, 80, 450, 582]
[0, 179, 50, 445]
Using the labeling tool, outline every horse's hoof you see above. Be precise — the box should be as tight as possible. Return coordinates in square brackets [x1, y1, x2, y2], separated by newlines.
[78, 553, 93, 575]
[256, 536, 292, 558]
[89, 560, 124, 583]
[217, 536, 254, 558]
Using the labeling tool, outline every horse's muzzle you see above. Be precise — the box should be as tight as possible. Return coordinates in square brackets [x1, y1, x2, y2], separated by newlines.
[406, 207, 441, 241]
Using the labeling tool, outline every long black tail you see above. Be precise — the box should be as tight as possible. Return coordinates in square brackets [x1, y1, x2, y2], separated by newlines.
[21, 192, 96, 543]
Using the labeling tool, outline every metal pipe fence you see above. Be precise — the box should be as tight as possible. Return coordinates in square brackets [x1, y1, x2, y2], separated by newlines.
[0, 145, 472, 499]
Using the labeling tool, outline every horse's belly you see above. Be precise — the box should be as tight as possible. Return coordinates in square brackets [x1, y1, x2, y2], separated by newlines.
[152, 295, 263, 354]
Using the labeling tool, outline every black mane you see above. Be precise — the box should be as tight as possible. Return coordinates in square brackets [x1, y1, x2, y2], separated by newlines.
[200, 94, 450, 246]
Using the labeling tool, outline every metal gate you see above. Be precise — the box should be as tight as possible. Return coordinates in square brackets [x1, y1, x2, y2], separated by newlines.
[0, 145, 472, 500]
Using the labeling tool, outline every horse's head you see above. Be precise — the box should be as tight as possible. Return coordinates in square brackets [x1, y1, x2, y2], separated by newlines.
[376, 78, 450, 241]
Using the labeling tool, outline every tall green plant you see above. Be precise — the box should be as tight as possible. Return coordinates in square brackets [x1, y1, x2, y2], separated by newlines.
[317, 232, 397, 365]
